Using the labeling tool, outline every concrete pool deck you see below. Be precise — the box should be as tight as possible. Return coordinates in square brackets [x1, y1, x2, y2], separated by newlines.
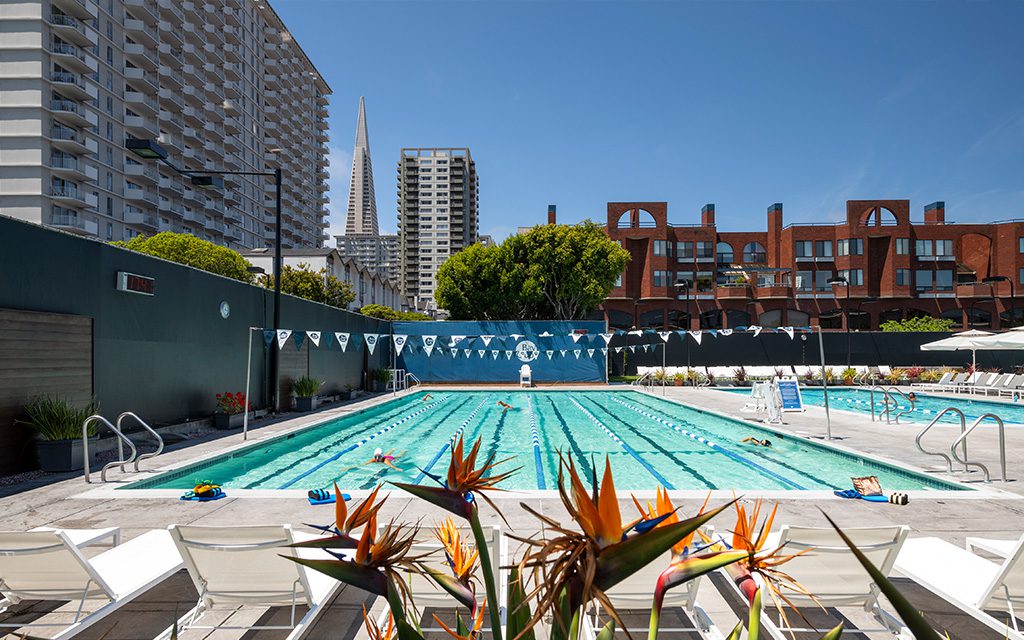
[1, 385, 1022, 639]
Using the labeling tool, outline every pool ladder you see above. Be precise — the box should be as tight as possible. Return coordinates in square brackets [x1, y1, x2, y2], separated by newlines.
[915, 407, 1007, 482]
[83, 412, 165, 483]
[867, 386, 915, 423]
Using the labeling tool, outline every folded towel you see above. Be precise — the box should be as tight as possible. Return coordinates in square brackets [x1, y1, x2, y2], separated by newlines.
[181, 486, 226, 501]
[307, 490, 351, 506]
[889, 492, 909, 505]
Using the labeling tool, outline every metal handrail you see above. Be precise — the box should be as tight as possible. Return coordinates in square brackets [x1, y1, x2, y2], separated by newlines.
[404, 372, 421, 388]
[116, 412, 164, 472]
[915, 407, 966, 473]
[83, 415, 138, 483]
[883, 386, 917, 423]
[868, 386, 897, 423]
[950, 413, 1007, 483]
[631, 371, 653, 392]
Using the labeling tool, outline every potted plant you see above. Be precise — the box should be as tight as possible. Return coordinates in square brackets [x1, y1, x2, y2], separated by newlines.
[652, 368, 668, 386]
[886, 367, 908, 385]
[293, 376, 324, 412]
[841, 366, 857, 386]
[213, 392, 248, 429]
[342, 384, 357, 401]
[732, 366, 748, 387]
[18, 395, 99, 472]
[673, 372, 685, 386]
[905, 366, 924, 383]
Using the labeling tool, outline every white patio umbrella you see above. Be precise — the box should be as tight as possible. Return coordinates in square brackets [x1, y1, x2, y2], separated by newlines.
[919, 329, 998, 370]
[970, 326, 1024, 350]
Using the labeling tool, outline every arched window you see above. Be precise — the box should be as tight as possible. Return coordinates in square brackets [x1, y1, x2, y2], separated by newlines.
[637, 209, 656, 228]
[787, 309, 810, 326]
[639, 309, 664, 329]
[864, 206, 899, 227]
[700, 309, 723, 329]
[818, 308, 843, 330]
[940, 308, 965, 330]
[758, 309, 783, 328]
[615, 210, 631, 228]
[716, 242, 733, 263]
[606, 309, 632, 330]
[743, 242, 766, 263]
[667, 310, 690, 330]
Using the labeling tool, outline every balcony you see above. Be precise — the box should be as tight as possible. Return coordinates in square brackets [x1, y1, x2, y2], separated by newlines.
[181, 84, 204, 107]
[50, 98, 91, 127]
[755, 284, 794, 299]
[223, 43, 240, 62]
[124, 209, 158, 229]
[50, 42, 90, 72]
[124, 90, 157, 115]
[50, 184, 88, 206]
[123, 18, 158, 48]
[182, 188, 203, 204]
[124, 0, 157, 24]
[48, 14, 92, 46]
[124, 115, 157, 138]
[158, 43, 183, 65]
[50, 209, 98, 236]
[182, 209, 204, 224]
[52, 0, 96, 20]
[50, 126, 89, 154]
[48, 155, 89, 180]
[158, 0, 183, 22]
[181, 104, 202, 125]
[125, 162, 158, 183]
[955, 282, 992, 298]
[124, 185, 158, 205]
[50, 71, 90, 100]
[223, 62, 241, 80]
[224, 208, 242, 223]
[158, 21, 182, 45]
[124, 43, 157, 70]
[159, 174, 183, 194]
[158, 87, 183, 110]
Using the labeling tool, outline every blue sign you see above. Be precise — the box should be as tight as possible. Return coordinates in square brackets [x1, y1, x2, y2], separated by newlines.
[777, 377, 804, 412]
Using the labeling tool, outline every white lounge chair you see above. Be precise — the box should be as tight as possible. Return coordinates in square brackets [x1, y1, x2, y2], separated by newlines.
[954, 372, 982, 393]
[894, 534, 1024, 639]
[912, 371, 953, 391]
[963, 372, 998, 395]
[0, 529, 182, 640]
[520, 364, 532, 387]
[974, 373, 1014, 396]
[718, 525, 912, 639]
[999, 375, 1024, 399]
[967, 536, 1019, 559]
[161, 524, 340, 640]
[29, 526, 120, 548]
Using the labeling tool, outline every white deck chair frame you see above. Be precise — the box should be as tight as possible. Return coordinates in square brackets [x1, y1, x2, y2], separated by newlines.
[0, 529, 180, 640]
[520, 365, 532, 387]
[160, 524, 338, 640]
[719, 525, 912, 640]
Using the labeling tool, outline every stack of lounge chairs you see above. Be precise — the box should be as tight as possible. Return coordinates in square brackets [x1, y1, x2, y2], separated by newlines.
[914, 371, 1024, 398]
[3, 522, 1019, 639]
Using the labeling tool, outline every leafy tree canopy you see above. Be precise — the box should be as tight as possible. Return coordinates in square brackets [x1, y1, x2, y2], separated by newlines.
[260, 263, 355, 309]
[112, 232, 254, 282]
[359, 304, 431, 321]
[435, 221, 630, 320]
[880, 316, 955, 332]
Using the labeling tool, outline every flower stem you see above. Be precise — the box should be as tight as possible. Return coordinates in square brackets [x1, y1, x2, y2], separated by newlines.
[386, 577, 407, 626]
[469, 505, 503, 640]
[647, 575, 665, 640]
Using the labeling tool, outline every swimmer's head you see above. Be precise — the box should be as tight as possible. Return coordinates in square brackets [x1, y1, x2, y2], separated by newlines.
[374, 447, 383, 457]
[763, 439, 772, 448]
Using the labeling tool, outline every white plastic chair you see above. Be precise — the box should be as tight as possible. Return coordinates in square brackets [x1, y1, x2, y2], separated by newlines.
[28, 526, 120, 548]
[161, 524, 340, 640]
[519, 364, 532, 387]
[0, 529, 182, 640]
[895, 534, 1024, 639]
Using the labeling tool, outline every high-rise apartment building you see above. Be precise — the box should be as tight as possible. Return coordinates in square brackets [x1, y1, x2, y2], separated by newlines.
[397, 147, 479, 315]
[0, 0, 330, 249]
[334, 233, 399, 282]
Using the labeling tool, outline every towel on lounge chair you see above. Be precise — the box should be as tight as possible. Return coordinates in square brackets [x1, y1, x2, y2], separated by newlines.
[307, 489, 351, 505]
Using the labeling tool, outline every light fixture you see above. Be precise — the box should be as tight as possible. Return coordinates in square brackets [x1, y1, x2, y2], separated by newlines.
[827, 276, 848, 286]
[125, 138, 168, 160]
[190, 175, 224, 190]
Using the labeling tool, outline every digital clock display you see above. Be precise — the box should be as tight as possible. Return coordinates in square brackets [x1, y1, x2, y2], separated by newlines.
[116, 271, 155, 296]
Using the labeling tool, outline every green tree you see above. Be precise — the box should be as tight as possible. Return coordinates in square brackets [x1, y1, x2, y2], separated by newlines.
[435, 222, 630, 320]
[112, 232, 254, 282]
[880, 316, 955, 332]
[260, 263, 355, 309]
[397, 310, 432, 321]
[359, 304, 399, 320]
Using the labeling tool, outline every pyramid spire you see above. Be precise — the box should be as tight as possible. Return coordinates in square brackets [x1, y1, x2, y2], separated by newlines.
[345, 96, 378, 235]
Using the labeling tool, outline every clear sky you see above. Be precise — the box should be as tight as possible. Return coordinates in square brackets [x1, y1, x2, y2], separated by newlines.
[274, 1, 1024, 242]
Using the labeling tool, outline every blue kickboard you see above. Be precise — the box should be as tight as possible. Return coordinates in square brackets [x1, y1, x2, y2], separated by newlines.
[308, 492, 351, 506]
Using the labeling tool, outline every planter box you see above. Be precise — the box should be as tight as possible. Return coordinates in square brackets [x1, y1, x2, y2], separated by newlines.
[296, 396, 319, 412]
[36, 435, 98, 472]
[213, 412, 245, 430]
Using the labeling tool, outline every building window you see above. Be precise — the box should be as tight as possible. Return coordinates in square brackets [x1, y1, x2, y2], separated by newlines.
[915, 270, 933, 292]
[695, 271, 714, 292]
[795, 241, 812, 258]
[653, 240, 668, 257]
[1018, 237, 1024, 253]
[653, 270, 669, 287]
[676, 241, 693, 259]
[896, 238, 910, 254]
[814, 240, 833, 258]
[614, 273, 622, 288]
[715, 242, 733, 263]
[796, 270, 812, 291]
[1020, 267, 1024, 285]
[935, 239, 953, 257]
[915, 239, 932, 257]
[815, 270, 833, 292]
[838, 269, 863, 286]
[696, 241, 713, 260]
[896, 269, 910, 286]
[935, 269, 953, 291]
[837, 238, 863, 256]
[743, 242, 766, 263]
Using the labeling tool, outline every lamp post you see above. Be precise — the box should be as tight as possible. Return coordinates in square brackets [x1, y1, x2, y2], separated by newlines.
[827, 275, 851, 367]
[982, 276, 1016, 328]
[675, 281, 691, 376]
[126, 138, 285, 413]
[967, 297, 995, 330]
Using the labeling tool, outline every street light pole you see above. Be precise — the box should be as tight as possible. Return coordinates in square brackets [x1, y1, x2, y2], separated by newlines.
[827, 276, 850, 367]
[271, 167, 282, 413]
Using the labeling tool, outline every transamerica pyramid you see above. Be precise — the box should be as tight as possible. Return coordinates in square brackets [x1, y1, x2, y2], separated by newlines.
[344, 96, 378, 235]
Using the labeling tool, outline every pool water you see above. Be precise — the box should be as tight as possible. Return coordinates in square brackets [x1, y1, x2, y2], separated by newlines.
[126, 390, 967, 492]
[724, 387, 1024, 426]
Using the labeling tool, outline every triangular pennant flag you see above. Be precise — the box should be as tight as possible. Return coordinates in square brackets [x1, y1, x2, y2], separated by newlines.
[294, 332, 305, 350]
[658, 331, 672, 342]
[587, 348, 595, 357]
[614, 347, 622, 353]
[707, 329, 718, 337]
[750, 325, 763, 337]
[570, 333, 584, 343]
[276, 329, 292, 350]
[510, 334, 523, 340]
[505, 350, 513, 359]
[573, 349, 581, 358]
[781, 326, 795, 339]
[733, 326, 748, 332]
[539, 331, 553, 337]
[263, 330, 275, 347]
[335, 332, 350, 352]
[422, 335, 437, 356]
[480, 335, 493, 347]
[559, 349, 567, 357]
[720, 329, 733, 336]
[306, 330, 321, 347]
[642, 344, 650, 352]
[450, 348, 458, 357]
[352, 335, 363, 352]
[600, 333, 614, 345]
[393, 334, 408, 356]
[477, 349, 486, 358]
[491, 350, 499, 359]
[628, 345, 637, 353]
[449, 335, 465, 347]
[689, 330, 703, 345]
[600, 348, 608, 355]
[628, 330, 643, 336]
[464, 348, 472, 358]
[364, 333, 379, 355]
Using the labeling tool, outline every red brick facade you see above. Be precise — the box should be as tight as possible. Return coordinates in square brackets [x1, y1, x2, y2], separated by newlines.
[600, 200, 1024, 331]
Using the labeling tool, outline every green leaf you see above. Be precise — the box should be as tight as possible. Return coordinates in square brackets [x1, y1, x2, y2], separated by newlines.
[747, 588, 761, 640]
[397, 618, 426, 640]
[287, 534, 358, 549]
[725, 621, 743, 640]
[658, 550, 748, 592]
[821, 512, 942, 640]
[595, 500, 734, 591]
[425, 567, 476, 611]
[818, 622, 844, 639]
[596, 619, 615, 640]
[390, 482, 473, 519]
[507, 566, 536, 640]
[282, 555, 387, 596]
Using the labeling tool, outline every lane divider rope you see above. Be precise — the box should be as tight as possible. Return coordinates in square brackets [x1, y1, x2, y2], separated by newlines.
[414, 396, 489, 485]
[610, 395, 806, 490]
[527, 396, 546, 490]
[277, 394, 451, 489]
[567, 395, 675, 489]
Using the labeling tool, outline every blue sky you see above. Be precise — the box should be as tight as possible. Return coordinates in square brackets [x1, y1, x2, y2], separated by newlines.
[275, 1, 1024, 241]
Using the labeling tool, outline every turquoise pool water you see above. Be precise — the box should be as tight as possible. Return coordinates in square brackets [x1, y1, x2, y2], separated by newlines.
[723, 387, 1024, 425]
[125, 391, 967, 492]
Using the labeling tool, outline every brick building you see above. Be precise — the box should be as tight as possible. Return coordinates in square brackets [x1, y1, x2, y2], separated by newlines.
[600, 200, 1024, 331]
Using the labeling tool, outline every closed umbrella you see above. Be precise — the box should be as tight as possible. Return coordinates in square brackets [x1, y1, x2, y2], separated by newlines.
[919, 329, 997, 371]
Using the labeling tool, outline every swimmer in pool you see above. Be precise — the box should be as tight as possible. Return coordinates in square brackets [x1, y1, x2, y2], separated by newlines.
[907, 392, 917, 401]
[422, 394, 434, 402]
[497, 401, 514, 412]
[741, 436, 772, 448]
[369, 447, 402, 470]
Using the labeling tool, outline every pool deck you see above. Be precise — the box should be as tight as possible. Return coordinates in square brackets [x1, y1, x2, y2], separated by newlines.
[2, 385, 1022, 639]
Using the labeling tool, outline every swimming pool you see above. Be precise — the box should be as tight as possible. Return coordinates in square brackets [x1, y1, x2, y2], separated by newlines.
[124, 390, 967, 493]
[724, 387, 1024, 426]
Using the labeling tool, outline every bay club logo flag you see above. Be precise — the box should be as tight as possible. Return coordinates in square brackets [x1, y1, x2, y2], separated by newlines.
[450, 348, 458, 357]
[780, 326, 795, 339]
[720, 329, 733, 336]
[600, 333, 614, 345]
[422, 335, 437, 356]
[600, 348, 608, 356]
[263, 330, 275, 347]
[477, 349, 486, 358]
[491, 350, 499, 359]
[393, 334, 408, 356]
[463, 349, 472, 358]
[449, 335, 465, 347]
[505, 350, 514, 359]
[658, 331, 672, 342]
[480, 335, 494, 347]
[306, 331, 321, 347]
[570, 333, 584, 343]
[545, 350, 554, 359]
[559, 349, 567, 357]
[276, 329, 292, 350]
[510, 334, 523, 340]
[587, 349, 595, 357]
[750, 325, 763, 337]
[335, 332, 350, 352]
[364, 334, 379, 355]
[573, 349, 581, 359]
[689, 330, 702, 345]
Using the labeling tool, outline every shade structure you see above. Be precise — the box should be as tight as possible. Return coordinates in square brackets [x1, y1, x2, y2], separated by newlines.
[919, 329, 998, 370]
[969, 326, 1024, 350]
